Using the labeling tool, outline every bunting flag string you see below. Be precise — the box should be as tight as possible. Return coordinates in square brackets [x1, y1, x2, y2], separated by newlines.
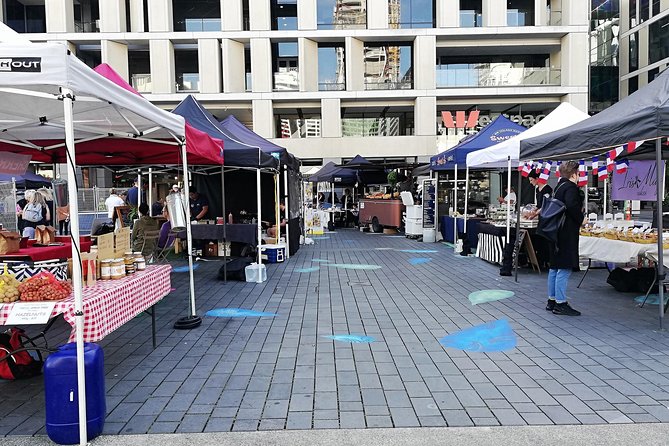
[615, 158, 629, 174]
[577, 161, 588, 186]
[535, 159, 543, 174]
[598, 164, 608, 181]
[538, 161, 551, 185]
[606, 155, 615, 172]
[555, 161, 561, 178]
[608, 146, 624, 160]
[521, 161, 532, 177]
[591, 156, 599, 174]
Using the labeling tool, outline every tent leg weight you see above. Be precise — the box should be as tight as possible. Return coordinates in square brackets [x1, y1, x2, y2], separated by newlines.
[371, 217, 383, 233]
[174, 315, 202, 330]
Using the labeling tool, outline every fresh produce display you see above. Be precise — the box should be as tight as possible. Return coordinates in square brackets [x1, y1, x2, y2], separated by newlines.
[0, 273, 21, 303]
[18, 273, 73, 302]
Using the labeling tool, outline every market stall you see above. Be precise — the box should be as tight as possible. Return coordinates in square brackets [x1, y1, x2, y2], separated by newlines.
[520, 67, 669, 328]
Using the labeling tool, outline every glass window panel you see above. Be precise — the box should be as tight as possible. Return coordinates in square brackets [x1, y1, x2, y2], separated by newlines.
[648, 16, 669, 65]
[318, 45, 346, 91]
[460, 0, 482, 27]
[317, 0, 367, 30]
[629, 31, 638, 71]
[173, 0, 220, 32]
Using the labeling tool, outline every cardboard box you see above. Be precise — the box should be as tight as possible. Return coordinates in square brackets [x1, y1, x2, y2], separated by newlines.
[114, 227, 131, 257]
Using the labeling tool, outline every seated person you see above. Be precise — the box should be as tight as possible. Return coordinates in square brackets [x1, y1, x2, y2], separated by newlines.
[131, 203, 159, 255]
[497, 187, 517, 206]
[265, 203, 287, 239]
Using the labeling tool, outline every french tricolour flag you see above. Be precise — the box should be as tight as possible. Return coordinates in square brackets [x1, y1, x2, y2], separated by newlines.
[624, 140, 645, 154]
[521, 162, 532, 177]
[606, 156, 615, 172]
[615, 159, 629, 174]
[608, 146, 624, 160]
[598, 165, 609, 181]
[555, 161, 561, 178]
[591, 156, 599, 174]
[577, 161, 588, 187]
[538, 162, 551, 185]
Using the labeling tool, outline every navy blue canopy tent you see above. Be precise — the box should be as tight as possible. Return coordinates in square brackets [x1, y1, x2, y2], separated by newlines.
[173, 96, 278, 169]
[0, 171, 51, 188]
[430, 115, 526, 170]
[309, 162, 358, 184]
[220, 115, 299, 171]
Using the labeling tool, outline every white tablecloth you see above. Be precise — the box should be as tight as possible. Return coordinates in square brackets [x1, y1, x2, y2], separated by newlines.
[579, 236, 669, 266]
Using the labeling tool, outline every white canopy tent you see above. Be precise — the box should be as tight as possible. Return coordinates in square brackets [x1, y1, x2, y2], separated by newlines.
[0, 35, 202, 445]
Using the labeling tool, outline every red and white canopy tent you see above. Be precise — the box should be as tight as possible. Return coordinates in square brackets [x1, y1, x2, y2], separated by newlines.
[0, 26, 222, 445]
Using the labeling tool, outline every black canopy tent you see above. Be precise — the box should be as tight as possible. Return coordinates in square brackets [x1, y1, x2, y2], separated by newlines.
[519, 68, 669, 328]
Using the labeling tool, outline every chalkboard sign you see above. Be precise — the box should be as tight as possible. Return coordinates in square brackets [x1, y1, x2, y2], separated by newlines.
[512, 229, 540, 273]
[422, 179, 436, 229]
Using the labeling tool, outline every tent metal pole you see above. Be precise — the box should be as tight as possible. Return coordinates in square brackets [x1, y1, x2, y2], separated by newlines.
[222, 166, 227, 282]
[12, 178, 18, 232]
[137, 170, 142, 210]
[61, 87, 88, 446]
[584, 171, 588, 215]
[257, 168, 263, 282]
[173, 142, 202, 329]
[454, 165, 458, 249]
[464, 166, 469, 234]
[283, 165, 290, 259]
[506, 157, 511, 242]
[275, 171, 280, 243]
[656, 138, 665, 329]
[514, 167, 523, 283]
[148, 168, 153, 216]
[604, 178, 608, 216]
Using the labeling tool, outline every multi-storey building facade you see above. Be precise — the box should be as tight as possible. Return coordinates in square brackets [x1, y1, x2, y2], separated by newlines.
[619, 0, 669, 98]
[3, 0, 589, 167]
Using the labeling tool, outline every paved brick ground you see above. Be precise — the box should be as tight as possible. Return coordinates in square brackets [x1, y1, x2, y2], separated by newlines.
[3, 229, 669, 436]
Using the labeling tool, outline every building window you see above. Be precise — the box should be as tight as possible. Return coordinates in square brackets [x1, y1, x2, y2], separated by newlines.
[318, 44, 346, 91]
[317, 0, 367, 30]
[652, 0, 660, 16]
[436, 53, 556, 87]
[589, 0, 619, 114]
[75, 44, 101, 69]
[175, 48, 199, 92]
[649, 15, 669, 65]
[4, 0, 46, 33]
[460, 0, 482, 27]
[389, 0, 435, 29]
[507, 0, 534, 26]
[629, 31, 638, 72]
[173, 0, 221, 31]
[74, 0, 100, 33]
[273, 41, 299, 91]
[243, 0, 250, 30]
[341, 106, 414, 137]
[648, 67, 659, 82]
[129, 48, 151, 93]
[364, 43, 412, 90]
[629, 0, 637, 28]
[275, 107, 322, 138]
[628, 76, 638, 94]
[245, 47, 252, 92]
[640, 0, 649, 22]
[272, 0, 297, 30]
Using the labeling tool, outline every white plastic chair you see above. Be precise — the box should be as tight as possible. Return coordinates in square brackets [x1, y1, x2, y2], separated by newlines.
[614, 212, 624, 221]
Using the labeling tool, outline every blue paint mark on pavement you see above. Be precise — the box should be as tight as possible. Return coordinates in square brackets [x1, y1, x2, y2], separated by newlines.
[440, 319, 516, 353]
[312, 259, 330, 263]
[325, 335, 375, 343]
[468, 289, 514, 305]
[296, 266, 320, 273]
[327, 263, 382, 270]
[173, 264, 199, 273]
[206, 308, 277, 318]
[634, 294, 669, 305]
[408, 257, 432, 265]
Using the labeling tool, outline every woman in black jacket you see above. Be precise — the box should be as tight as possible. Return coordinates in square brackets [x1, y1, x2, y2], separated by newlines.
[547, 160, 584, 316]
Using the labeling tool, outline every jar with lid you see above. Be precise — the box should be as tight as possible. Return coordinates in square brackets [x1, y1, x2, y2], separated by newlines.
[134, 252, 146, 271]
[111, 259, 125, 279]
[124, 253, 136, 275]
[100, 260, 112, 280]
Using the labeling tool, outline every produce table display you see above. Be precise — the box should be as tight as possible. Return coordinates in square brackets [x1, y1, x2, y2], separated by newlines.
[579, 236, 669, 267]
[0, 265, 172, 344]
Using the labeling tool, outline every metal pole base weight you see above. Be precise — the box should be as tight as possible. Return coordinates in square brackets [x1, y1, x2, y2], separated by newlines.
[173, 315, 202, 330]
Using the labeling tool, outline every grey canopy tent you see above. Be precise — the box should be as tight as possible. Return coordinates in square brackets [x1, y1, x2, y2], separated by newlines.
[519, 68, 669, 328]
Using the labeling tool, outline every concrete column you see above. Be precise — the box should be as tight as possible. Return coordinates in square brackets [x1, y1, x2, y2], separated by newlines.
[148, 0, 173, 32]
[45, 0, 74, 33]
[129, 0, 145, 32]
[198, 39, 222, 93]
[252, 99, 275, 138]
[536, 0, 548, 26]
[298, 0, 317, 30]
[639, 26, 649, 69]
[150, 40, 175, 94]
[250, 38, 273, 92]
[560, 32, 588, 87]
[101, 41, 129, 80]
[437, 0, 459, 28]
[250, 0, 271, 31]
[482, 0, 506, 27]
[414, 35, 436, 90]
[619, 35, 629, 75]
[321, 98, 341, 138]
[299, 38, 318, 92]
[414, 97, 437, 136]
[222, 0, 243, 31]
[345, 37, 364, 91]
[368, 0, 389, 29]
[222, 39, 246, 93]
[563, 93, 588, 112]
[99, 0, 126, 32]
[562, 0, 588, 26]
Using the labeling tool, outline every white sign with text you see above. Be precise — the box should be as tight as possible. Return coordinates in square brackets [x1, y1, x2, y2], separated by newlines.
[6, 302, 56, 325]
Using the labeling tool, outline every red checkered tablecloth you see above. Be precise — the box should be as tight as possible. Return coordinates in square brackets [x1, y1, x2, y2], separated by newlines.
[0, 264, 172, 343]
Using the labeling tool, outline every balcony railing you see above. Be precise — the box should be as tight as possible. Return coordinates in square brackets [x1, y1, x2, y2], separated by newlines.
[176, 73, 200, 92]
[319, 82, 346, 91]
[175, 18, 221, 31]
[436, 66, 561, 88]
[507, 10, 534, 26]
[460, 11, 482, 28]
[131, 74, 152, 93]
[549, 11, 562, 25]
[364, 81, 413, 91]
[74, 19, 99, 33]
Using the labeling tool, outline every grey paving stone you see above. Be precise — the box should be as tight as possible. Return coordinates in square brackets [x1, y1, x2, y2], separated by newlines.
[389, 407, 420, 427]
[520, 412, 554, 425]
[365, 415, 393, 428]
[313, 420, 339, 429]
[339, 411, 366, 428]
[442, 409, 474, 427]
[596, 410, 634, 423]
[148, 421, 179, 434]
[176, 414, 209, 433]
[540, 405, 581, 425]
[384, 390, 412, 408]
[285, 411, 312, 430]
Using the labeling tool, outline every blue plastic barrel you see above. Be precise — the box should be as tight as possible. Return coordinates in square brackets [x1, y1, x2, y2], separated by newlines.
[44, 342, 105, 445]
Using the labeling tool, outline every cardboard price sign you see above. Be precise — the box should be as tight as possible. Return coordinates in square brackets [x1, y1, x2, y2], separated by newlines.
[97, 232, 115, 260]
[114, 227, 131, 257]
[6, 302, 56, 325]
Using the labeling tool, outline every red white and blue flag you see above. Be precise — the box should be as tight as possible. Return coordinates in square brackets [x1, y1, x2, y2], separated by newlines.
[577, 161, 588, 187]
[624, 140, 645, 154]
[521, 162, 532, 177]
[615, 159, 629, 174]
[591, 156, 599, 174]
[538, 162, 551, 185]
[606, 156, 615, 172]
[555, 161, 561, 178]
[598, 165, 609, 181]
[535, 160, 543, 174]
[608, 146, 624, 160]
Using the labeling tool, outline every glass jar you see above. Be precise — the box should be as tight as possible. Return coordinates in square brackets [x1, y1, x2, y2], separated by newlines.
[124, 253, 136, 275]
[111, 259, 125, 279]
[100, 260, 112, 280]
[134, 252, 146, 271]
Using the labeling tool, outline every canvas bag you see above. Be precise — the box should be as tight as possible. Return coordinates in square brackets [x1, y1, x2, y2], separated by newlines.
[22, 203, 43, 223]
[0, 231, 20, 255]
[536, 183, 566, 244]
[0, 328, 43, 380]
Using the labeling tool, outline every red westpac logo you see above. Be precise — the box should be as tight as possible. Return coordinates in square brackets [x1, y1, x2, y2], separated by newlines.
[441, 111, 479, 129]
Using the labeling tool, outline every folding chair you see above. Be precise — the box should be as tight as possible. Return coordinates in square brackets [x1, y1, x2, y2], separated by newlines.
[139, 229, 160, 258]
[152, 229, 179, 263]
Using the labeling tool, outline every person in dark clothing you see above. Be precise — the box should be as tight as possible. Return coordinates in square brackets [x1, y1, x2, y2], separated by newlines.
[189, 188, 209, 221]
[546, 161, 584, 316]
[527, 170, 553, 215]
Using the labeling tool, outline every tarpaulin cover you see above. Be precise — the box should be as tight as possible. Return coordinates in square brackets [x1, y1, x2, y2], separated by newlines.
[174, 96, 278, 169]
[309, 161, 358, 184]
[431, 115, 526, 170]
[520, 68, 669, 160]
[220, 115, 298, 170]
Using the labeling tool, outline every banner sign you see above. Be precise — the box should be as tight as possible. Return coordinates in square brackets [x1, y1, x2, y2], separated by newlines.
[611, 160, 662, 201]
[422, 179, 436, 229]
[0, 152, 31, 175]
